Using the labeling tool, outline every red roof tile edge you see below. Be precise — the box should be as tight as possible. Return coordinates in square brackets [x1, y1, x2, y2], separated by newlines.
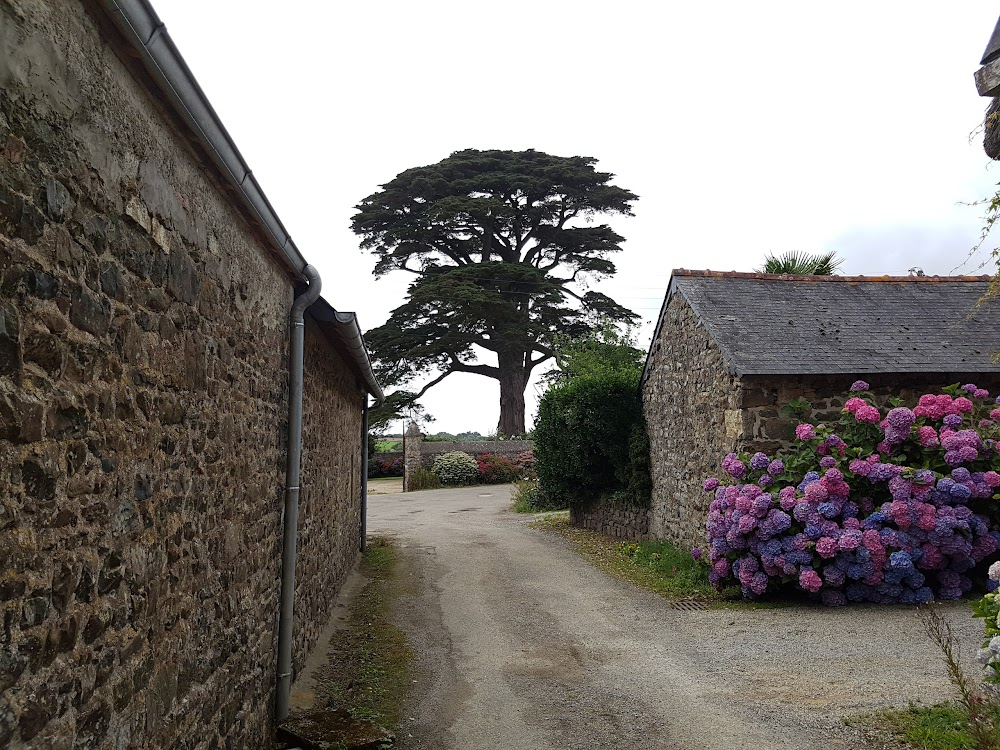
[671, 269, 994, 282]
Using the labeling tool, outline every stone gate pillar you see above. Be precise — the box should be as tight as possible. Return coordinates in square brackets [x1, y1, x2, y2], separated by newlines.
[403, 421, 423, 492]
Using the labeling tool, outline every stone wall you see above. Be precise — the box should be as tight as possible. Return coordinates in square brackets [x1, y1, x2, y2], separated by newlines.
[570, 501, 651, 541]
[738, 372, 1000, 455]
[642, 291, 742, 552]
[0, 3, 362, 747]
[418, 439, 534, 466]
[401, 430, 534, 488]
[296, 320, 363, 677]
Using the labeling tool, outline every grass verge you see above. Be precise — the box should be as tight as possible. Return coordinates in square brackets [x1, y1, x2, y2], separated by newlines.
[530, 512, 737, 602]
[510, 480, 564, 513]
[848, 703, 1000, 750]
[312, 536, 412, 730]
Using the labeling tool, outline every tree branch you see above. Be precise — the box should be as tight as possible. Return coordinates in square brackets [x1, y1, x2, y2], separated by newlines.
[410, 368, 456, 400]
[528, 352, 554, 369]
[449, 355, 499, 378]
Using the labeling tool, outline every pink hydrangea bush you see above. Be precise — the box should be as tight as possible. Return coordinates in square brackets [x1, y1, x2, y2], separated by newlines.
[705, 382, 1000, 605]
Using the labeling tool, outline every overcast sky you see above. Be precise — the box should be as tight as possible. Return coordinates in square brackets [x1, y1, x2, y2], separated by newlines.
[156, 1, 999, 435]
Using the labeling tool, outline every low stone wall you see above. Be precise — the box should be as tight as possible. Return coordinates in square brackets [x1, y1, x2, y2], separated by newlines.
[418, 439, 534, 467]
[570, 501, 652, 541]
[401, 428, 533, 488]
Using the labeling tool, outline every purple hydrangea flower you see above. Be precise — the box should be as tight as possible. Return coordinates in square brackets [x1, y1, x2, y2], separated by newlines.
[850, 380, 870, 392]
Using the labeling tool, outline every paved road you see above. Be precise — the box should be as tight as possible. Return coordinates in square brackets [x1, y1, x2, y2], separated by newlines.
[368, 485, 983, 750]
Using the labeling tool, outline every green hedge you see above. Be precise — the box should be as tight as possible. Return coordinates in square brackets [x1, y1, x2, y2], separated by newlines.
[534, 369, 651, 508]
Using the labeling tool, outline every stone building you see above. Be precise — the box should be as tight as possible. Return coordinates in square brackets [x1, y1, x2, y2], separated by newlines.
[641, 270, 1000, 552]
[1, 1, 381, 748]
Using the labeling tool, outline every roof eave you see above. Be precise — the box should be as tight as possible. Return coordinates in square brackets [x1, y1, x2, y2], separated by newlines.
[308, 299, 384, 401]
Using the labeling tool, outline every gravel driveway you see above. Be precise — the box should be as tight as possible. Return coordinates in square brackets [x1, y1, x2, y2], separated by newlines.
[367, 485, 983, 750]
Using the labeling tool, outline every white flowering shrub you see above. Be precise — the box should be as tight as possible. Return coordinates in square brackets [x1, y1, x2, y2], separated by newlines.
[432, 451, 478, 485]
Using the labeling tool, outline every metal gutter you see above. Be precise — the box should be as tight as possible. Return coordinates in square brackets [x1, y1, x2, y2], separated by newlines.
[100, 0, 308, 278]
[276, 265, 323, 722]
[360, 397, 369, 553]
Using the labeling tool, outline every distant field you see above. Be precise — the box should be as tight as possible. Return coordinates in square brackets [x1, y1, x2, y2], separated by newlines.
[375, 440, 402, 452]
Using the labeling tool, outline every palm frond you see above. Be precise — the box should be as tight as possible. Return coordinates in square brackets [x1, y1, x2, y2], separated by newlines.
[756, 250, 844, 275]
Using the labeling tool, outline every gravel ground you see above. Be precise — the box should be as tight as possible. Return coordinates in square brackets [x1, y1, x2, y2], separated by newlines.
[368, 485, 983, 750]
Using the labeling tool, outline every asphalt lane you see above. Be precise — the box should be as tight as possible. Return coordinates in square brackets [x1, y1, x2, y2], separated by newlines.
[368, 484, 981, 750]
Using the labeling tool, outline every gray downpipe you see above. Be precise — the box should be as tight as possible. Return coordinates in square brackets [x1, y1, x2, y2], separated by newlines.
[360, 397, 369, 552]
[276, 265, 322, 722]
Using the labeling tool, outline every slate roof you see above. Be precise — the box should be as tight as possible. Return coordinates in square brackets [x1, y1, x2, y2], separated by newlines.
[645, 270, 1000, 378]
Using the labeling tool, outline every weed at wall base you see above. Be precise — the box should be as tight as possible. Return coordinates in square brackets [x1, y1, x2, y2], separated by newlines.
[407, 467, 441, 491]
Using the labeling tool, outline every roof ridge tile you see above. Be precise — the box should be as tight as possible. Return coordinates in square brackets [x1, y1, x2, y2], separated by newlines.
[671, 269, 994, 283]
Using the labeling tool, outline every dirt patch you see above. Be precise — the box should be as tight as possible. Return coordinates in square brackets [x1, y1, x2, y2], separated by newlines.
[368, 478, 404, 495]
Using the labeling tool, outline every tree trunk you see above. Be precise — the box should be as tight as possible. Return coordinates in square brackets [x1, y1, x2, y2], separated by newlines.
[497, 349, 527, 436]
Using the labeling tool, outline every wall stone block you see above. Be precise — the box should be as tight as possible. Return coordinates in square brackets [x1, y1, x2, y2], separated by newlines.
[570, 501, 651, 541]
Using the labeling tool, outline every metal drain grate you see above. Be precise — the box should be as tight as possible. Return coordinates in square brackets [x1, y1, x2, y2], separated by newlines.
[671, 600, 709, 612]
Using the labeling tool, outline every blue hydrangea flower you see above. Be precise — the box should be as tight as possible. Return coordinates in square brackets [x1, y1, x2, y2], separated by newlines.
[889, 551, 913, 570]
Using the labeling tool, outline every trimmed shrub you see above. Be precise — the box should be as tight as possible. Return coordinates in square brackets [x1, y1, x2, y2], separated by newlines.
[432, 451, 479, 485]
[369, 456, 403, 479]
[476, 453, 522, 484]
[534, 368, 651, 508]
